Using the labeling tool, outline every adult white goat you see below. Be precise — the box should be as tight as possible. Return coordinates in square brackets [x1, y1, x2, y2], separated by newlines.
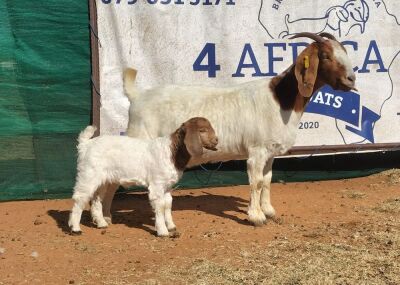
[108, 32, 356, 226]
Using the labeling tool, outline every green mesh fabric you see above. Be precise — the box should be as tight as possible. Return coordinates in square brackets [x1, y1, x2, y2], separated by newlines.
[0, 1, 91, 201]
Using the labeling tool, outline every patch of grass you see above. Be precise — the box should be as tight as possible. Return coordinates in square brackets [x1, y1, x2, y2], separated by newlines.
[150, 225, 400, 285]
[374, 198, 400, 214]
[343, 191, 367, 199]
[374, 169, 400, 185]
[74, 242, 99, 254]
[167, 258, 262, 285]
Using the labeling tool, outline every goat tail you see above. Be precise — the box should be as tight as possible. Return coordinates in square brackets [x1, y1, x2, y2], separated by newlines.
[78, 126, 97, 144]
[123, 68, 138, 101]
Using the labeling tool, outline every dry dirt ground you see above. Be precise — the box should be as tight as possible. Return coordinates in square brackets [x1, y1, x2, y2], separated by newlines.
[0, 170, 399, 285]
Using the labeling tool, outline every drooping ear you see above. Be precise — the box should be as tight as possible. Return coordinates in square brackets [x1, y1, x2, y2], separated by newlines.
[295, 44, 320, 97]
[183, 124, 203, 157]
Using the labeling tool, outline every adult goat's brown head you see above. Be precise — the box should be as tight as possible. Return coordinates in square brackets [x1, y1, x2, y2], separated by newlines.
[290, 32, 357, 98]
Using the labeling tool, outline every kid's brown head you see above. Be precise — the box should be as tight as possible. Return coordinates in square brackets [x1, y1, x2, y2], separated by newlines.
[170, 117, 218, 171]
[182, 117, 218, 157]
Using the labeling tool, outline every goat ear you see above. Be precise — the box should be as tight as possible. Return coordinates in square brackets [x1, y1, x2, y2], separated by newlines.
[295, 44, 319, 98]
[184, 124, 203, 157]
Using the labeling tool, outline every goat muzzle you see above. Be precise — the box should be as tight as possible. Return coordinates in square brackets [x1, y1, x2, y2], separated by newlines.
[204, 137, 218, 151]
[339, 74, 357, 92]
[205, 145, 218, 151]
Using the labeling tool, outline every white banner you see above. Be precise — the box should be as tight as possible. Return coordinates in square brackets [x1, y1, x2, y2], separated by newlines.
[96, 0, 400, 149]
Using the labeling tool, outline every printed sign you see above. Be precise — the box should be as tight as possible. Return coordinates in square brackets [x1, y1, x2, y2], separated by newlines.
[95, 0, 400, 150]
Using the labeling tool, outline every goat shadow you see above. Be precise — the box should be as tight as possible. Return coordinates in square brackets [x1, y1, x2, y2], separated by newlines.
[47, 191, 249, 236]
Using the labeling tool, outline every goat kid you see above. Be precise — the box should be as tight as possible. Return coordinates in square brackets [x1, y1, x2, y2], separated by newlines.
[117, 32, 356, 226]
[68, 117, 218, 237]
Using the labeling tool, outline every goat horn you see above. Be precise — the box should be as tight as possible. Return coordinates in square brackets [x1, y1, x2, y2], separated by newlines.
[289, 32, 325, 43]
[319, 32, 337, 41]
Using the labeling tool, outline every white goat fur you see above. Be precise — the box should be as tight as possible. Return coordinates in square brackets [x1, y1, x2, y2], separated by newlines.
[126, 78, 295, 225]
[69, 126, 182, 236]
[118, 37, 355, 226]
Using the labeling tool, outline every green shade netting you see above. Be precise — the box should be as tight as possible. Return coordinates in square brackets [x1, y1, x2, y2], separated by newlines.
[0, 1, 91, 201]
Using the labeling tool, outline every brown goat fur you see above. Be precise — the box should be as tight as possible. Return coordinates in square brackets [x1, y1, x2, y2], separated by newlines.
[271, 39, 354, 113]
[170, 117, 218, 171]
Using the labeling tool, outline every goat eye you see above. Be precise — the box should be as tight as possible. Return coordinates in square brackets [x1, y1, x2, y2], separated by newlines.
[199, 129, 207, 133]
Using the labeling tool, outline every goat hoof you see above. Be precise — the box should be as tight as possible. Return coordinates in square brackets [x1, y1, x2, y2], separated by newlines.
[70, 230, 82, 236]
[157, 230, 170, 238]
[104, 217, 112, 224]
[169, 230, 181, 238]
[253, 221, 265, 227]
[262, 206, 276, 218]
[248, 209, 266, 226]
[96, 221, 109, 229]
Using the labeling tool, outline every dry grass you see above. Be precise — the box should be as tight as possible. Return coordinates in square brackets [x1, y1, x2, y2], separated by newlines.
[154, 237, 399, 285]
[342, 190, 367, 199]
[140, 203, 400, 285]
[150, 236, 399, 285]
[374, 198, 400, 214]
[152, 237, 400, 285]
[373, 169, 400, 186]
